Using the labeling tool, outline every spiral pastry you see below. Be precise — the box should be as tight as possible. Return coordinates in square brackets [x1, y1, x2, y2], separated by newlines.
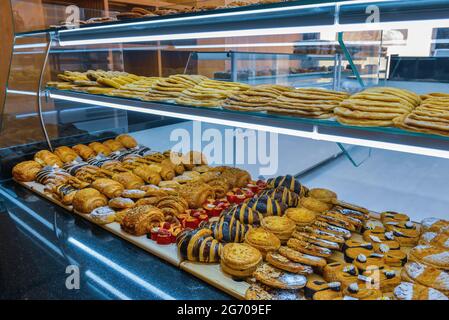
[201, 215, 249, 243]
[267, 175, 306, 196]
[176, 228, 223, 263]
[246, 195, 285, 216]
[223, 204, 263, 225]
[259, 186, 299, 207]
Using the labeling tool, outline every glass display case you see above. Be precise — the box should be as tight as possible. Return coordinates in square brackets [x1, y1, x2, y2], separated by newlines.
[2, 0, 449, 300]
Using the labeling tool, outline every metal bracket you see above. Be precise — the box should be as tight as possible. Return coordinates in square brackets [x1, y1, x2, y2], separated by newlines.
[337, 32, 365, 89]
[337, 143, 372, 167]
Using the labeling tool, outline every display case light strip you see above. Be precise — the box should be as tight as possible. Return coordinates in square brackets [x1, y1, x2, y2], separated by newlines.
[49, 92, 449, 159]
[6, 89, 38, 96]
[58, 18, 449, 46]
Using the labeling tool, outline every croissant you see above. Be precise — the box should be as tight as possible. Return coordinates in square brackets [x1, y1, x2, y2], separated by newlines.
[267, 175, 306, 196]
[103, 139, 124, 152]
[54, 146, 79, 163]
[246, 195, 286, 216]
[132, 165, 162, 185]
[112, 172, 145, 190]
[89, 142, 112, 156]
[179, 181, 215, 208]
[72, 144, 95, 160]
[91, 178, 125, 198]
[34, 150, 63, 167]
[120, 205, 165, 236]
[12, 160, 42, 182]
[201, 215, 249, 243]
[150, 162, 175, 181]
[259, 186, 299, 207]
[177, 228, 223, 263]
[156, 196, 189, 217]
[115, 134, 138, 149]
[72, 188, 108, 214]
[144, 152, 166, 163]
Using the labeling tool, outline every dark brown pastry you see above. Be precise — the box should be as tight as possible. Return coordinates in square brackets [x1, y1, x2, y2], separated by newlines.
[120, 205, 165, 236]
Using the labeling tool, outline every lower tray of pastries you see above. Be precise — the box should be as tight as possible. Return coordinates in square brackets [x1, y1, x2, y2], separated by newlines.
[11, 135, 449, 300]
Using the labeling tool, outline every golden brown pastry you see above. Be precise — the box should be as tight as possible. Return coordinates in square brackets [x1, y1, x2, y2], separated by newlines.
[132, 165, 162, 185]
[253, 263, 307, 290]
[112, 172, 145, 190]
[115, 134, 138, 148]
[393, 282, 448, 300]
[72, 144, 95, 160]
[120, 205, 165, 236]
[291, 231, 340, 251]
[108, 197, 135, 210]
[421, 217, 449, 234]
[224, 204, 262, 225]
[72, 188, 108, 214]
[278, 246, 327, 268]
[408, 245, 449, 271]
[343, 282, 383, 300]
[47, 183, 78, 205]
[54, 146, 79, 163]
[34, 150, 63, 167]
[91, 178, 125, 198]
[150, 161, 175, 181]
[308, 188, 337, 204]
[103, 139, 124, 152]
[121, 189, 146, 199]
[401, 262, 449, 296]
[287, 238, 333, 258]
[304, 280, 343, 300]
[244, 227, 281, 259]
[182, 151, 208, 170]
[266, 251, 313, 275]
[299, 197, 332, 213]
[89, 142, 112, 156]
[261, 216, 296, 243]
[12, 160, 42, 182]
[259, 186, 299, 207]
[155, 195, 189, 217]
[178, 181, 214, 208]
[323, 262, 359, 288]
[220, 243, 262, 278]
[285, 207, 316, 226]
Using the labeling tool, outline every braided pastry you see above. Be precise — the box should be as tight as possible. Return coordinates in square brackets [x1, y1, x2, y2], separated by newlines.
[176, 228, 223, 263]
[246, 195, 285, 216]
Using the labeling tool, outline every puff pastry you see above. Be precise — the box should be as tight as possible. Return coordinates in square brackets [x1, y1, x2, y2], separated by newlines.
[54, 146, 79, 163]
[221, 243, 262, 278]
[401, 262, 449, 295]
[394, 282, 448, 300]
[89, 142, 112, 156]
[112, 172, 144, 190]
[91, 178, 125, 198]
[120, 205, 164, 236]
[72, 144, 95, 160]
[34, 150, 63, 167]
[177, 228, 222, 263]
[115, 134, 138, 148]
[12, 160, 42, 182]
[73, 188, 108, 214]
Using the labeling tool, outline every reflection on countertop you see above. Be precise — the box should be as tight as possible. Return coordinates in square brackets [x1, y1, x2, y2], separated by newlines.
[0, 180, 230, 300]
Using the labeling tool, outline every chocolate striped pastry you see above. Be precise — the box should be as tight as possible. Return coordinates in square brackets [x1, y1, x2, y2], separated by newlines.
[297, 226, 345, 245]
[267, 175, 306, 196]
[36, 165, 88, 189]
[313, 220, 352, 239]
[321, 210, 363, 232]
[291, 231, 341, 251]
[317, 213, 359, 232]
[223, 204, 263, 225]
[200, 214, 249, 243]
[176, 228, 223, 263]
[47, 183, 78, 205]
[259, 186, 299, 207]
[246, 195, 286, 216]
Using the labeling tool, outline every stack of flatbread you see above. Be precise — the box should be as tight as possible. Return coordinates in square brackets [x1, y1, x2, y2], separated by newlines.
[144, 74, 208, 101]
[106, 77, 163, 99]
[393, 93, 449, 137]
[223, 85, 293, 111]
[267, 88, 350, 119]
[335, 87, 421, 127]
[175, 79, 250, 108]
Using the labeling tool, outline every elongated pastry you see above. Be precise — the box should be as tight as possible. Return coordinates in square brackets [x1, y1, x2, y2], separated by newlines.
[177, 228, 223, 263]
[72, 188, 108, 214]
[287, 238, 332, 258]
[112, 172, 144, 190]
[103, 139, 124, 152]
[201, 215, 249, 243]
[421, 217, 449, 233]
[34, 150, 63, 167]
[408, 245, 449, 271]
[131, 165, 161, 185]
[253, 263, 307, 290]
[89, 142, 112, 156]
[259, 186, 299, 207]
[246, 195, 285, 216]
[12, 160, 42, 182]
[115, 134, 138, 148]
[393, 282, 448, 300]
[323, 262, 359, 288]
[297, 226, 345, 245]
[401, 262, 449, 296]
[291, 231, 340, 250]
[278, 246, 327, 268]
[109, 197, 135, 210]
[91, 178, 125, 198]
[120, 205, 165, 236]
[179, 181, 214, 208]
[90, 206, 116, 225]
[54, 146, 79, 163]
[162, 154, 185, 175]
[72, 144, 95, 160]
[223, 204, 262, 225]
[266, 251, 313, 275]
[156, 195, 189, 217]
[267, 175, 306, 196]
[35, 166, 88, 189]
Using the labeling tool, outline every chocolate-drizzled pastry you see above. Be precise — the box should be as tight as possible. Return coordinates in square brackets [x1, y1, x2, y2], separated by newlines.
[297, 226, 345, 245]
[200, 214, 249, 243]
[246, 195, 286, 216]
[223, 204, 263, 225]
[291, 231, 341, 251]
[129, 145, 152, 156]
[267, 175, 306, 196]
[259, 186, 299, 207]
[48, 183, 78, 205]
[333, 205, 370, 222]
[176, 228, 223, 263]
[36, 165, 88, 189]
[304, 280, 342, 300]
[313, 220, 352, 239]
[87, 154, 115, 168]
[317, 213, 359, 232]
[323, 262, 359, 288]
[63, 160, 91, 176]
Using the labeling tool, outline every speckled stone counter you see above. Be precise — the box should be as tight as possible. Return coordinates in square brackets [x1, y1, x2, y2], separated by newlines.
[0, 180, 230, 300]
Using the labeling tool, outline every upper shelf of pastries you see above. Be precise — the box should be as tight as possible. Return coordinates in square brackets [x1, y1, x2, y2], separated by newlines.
[15, 0, 449, 42]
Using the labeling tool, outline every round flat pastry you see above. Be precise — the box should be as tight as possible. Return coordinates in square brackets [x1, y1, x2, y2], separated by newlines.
[244, 227, 281, 258]
[299, 197, 332, 213]
[245, 283, 273, 300]
[278, 246, 327, 268]
[89, 206, 116, 225]
[304, 280, 343, 300]
[394, 282, 448, 300]
[253, 263, 307, 290]
[343, 282, 383, 300]
[261, 216, 296, 242]
[285, 207, 316, 226]
[266, 251, 313, 275]
[308, 188, 337, 204]
[221, 243, 262, 275]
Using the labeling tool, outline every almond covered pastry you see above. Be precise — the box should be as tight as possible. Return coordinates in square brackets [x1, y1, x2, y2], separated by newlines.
[245, 282, 305, 301]
[244, 227, 281, 259]
[72, 188, 108, 214]
[221, 243, 262, 278]
[120, 205, 164, 236]
[393, 282, 448, 300]
[12, 160, 42, 182]
[253, 263, 307, 290]
[34, 150, 63, 167]
[401, 261, 449, 296]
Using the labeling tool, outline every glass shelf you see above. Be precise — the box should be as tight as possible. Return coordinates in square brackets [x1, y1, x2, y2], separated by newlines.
[47, 88, 449, 159]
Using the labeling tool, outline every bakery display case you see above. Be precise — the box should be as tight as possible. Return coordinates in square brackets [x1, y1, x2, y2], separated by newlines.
[2, 0, 449, 301]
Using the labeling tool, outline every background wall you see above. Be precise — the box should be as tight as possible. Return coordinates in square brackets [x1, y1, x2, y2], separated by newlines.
[0, 1, 14, 115]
